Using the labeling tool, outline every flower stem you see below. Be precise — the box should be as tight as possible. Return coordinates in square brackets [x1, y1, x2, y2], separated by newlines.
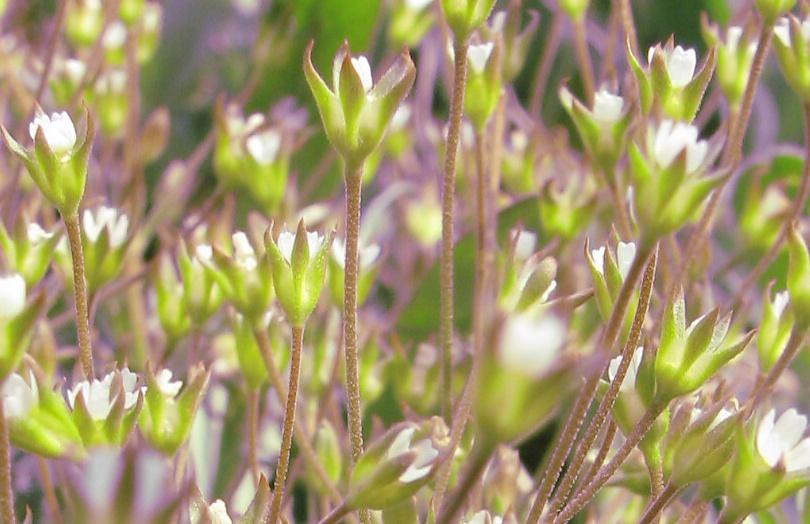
[440, 38, 469, 421]
[555, 406, 664, 523]
[247, 387, 260, 484]
[572, 16, 595, 105]
[547, 251, 657, 514]
[617, 0, 639, 59]
[268, 325, 304, 523]
[318, 502, 351, 524]
[0, 398, 15, 524]
[639, 482, 680, 524]
[748, 326, 809, 410]
[64, 213, 94, 380]
[437, 440, 493, 524]
[527, 242, 656, 523]
[37, 458, 62, 524]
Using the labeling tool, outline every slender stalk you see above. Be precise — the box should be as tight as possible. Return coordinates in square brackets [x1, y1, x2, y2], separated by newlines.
[268, 325, 305, 523]
[605, 168, 633, 241]
[668, 23, 772, 302]
[247, 388, 260, 483]
[578, 421, 617, 489]
[64, 213, 94, 379]
[252, 327, 343, 505]
[617, 0, 639, 59]
[0, 398, 15, 524]
[571, 16, 595, 105]
[676, 500, 709, 524]
[748, 326, 809, 410]
[639, 482, 680, 524]
[555, 406, 664, 523]
[530, 14, 563, 117]
[437, 441, 493, 524]
[527, 242, 655, 523]
[318, 503, 351, 524]
[440, 38, 469, 420]
[548, 252, 657, 514]
[37, 458, 62, 524]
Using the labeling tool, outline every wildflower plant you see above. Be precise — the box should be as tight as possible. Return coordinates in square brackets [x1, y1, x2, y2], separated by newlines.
[3, 2, 810, 524]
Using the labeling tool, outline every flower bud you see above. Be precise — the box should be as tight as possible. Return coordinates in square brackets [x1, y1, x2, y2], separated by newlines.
[758, 284, 794, 372]
[585, 238, 638, 338]
[78, 205, 129, 294]
[177, 241, 224, 327]
[499, 230, 557, 313]
[139, 364, 209, 454]
[0, 218, 59, 288]
[153, 253, 192, 343]
[755, 0, 797, 26]
[464, 40, 502, 131]
[787, 225, 810, 329]
[265, 220, 332, 327]
[51, 59, 87, 106]
[773, 15, 810, 101]
[137, 2, 163, 62]
[66, 0, 104, 48]
[389, 0, 435, 48]
[230, 313, 269, 389]
[539, 176, 596, 242]
[348, 417, 448, 510]
[328, 238, 381, 308]
[304, 41, 416, 170]
[559, 0, 588, 21]
[703, 20, 757, 111]
[93, 69, 128, 138]
[440, 0, 497, 41]
[308, 420, 342, 491]
[0, 276, 45, 379]
[2, 108, 94, 217]
[119, 0, 144, 25]
[102, 21, 128, 65]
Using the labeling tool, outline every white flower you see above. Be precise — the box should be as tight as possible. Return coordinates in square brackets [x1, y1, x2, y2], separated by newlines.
[232, 231, 258, 271]
[2, 372, 38, 420]
[616, 241, 636, 280]
[195, 244, 213, 262]
[405, 0, 433, 10]
[27, 223, 54, 246]
[500, 314, 566, 378]
[726, 26, 743, 49]
[774, 17, 810, 47]
[245, 128, 281, 165]
[62, 59, 86, 85]
[467, 42, 494, 74]
[0, 273, 26, 321]
[514, 230, 537, 260]
[95, 69, 127, 95]
[154, 369, 182, 398]
[592, 89, 624, 124]
[224, 105, 265, 137]
[67, 369, 140, 421]
[756, 408, 810, 472]
[773, 290, 790, 318]
[608, 346, 643, 392]
[29, 110, 77, 160]
[591, 246, 606, 275]
[83, 206, 129, 247]
[102, 21, 127, 50]
[350, 56, 373, 94]
[650, 120, 708, 174]
[331, 238, 381, 269]
[208, 499, 232, 524]
[387, 426, 439, 483]
[649, 45, 696, 88]
[276, 229, 325, 265]
[689, 401, 736, 430]
[391, 105, 411, 130]
[466, 511, 504, 524]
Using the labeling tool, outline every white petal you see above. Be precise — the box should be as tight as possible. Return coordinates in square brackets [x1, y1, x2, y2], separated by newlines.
[2, 373, 37, 420]
[276, 231, 295, 264]
[772, 409, 807, 455]
[592, 90, 624, 124]
[774, 18, 791, 47]
[360, 243, 381, 267]
[405, 0, 433, 10]
[232, 231, 258, 271]
[350, 56, 373, 93]
[514, 230, 537, 259]
[499, 314, 565, 378]
[246, 129, 281, 165]
[195, 244, 213, 262]
[387, 427, 415, 459]
[209, 499, 232, 524]
[667, 46, 697, 88]
[467, 42, 494, 74]
[590, 246, 606, 275]
[306, 230, 325, 255]
[27, 223, 54, 245]
[0, 274, 26, 320]
[757, 409, 780, 467]
[773, 291, 790, 318]
[102, 21, 127, 49]
[156, 369, 183, 398]
[726, 26, 743, 49]
[647, 46, 656, 66]
[785, 437, 810, 472]
[616, 242, 636, 280]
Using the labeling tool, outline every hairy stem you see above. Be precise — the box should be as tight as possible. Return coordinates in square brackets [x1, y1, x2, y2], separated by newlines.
[440, 38, 469, 420]
[571, 16, 595, 105]
[579, 421, 617, 489]
[548, 252, 657, 514]
[639, 482, 680, 524]
[555, 406, 664, 523]
[527, 242, 655, 523]
[268, 325, 305, 523]
[247, 388, 260, 483]
[617, 0, 639, 59]
[437, 441, 493, 524]
[64, 213, 94, 380]
[318, 503, 351, 524]
[0, 398, 15, 524]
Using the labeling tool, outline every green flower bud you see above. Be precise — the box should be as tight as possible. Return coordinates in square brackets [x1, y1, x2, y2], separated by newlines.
[389, 0, 435, 48]
[137, 2, 163, 63]
[703, 20, 757, 111]
[722, 408, 810, 522]
[440, 0, 496, 41]
[102, 21, 128, 66]
[501, 130, 535, 193]
[539, 176, 596, 242]
[627, 120, 724, 244]
[119, 0, 144, 25]
[265, 220, 332, 327]
[78, 205, 130, 295]
[755, 0, 797, 26]
[788, 225, 810, 329]
[304, 41, 416, 170]
[51, 59, 87, 107]
[499, 229, 557, 313]
[139, 364, 209, 454]
[585, 238, 639, 337]
[559, 0, 589, 21]
[177, 241, 223, 327]
[92, 69, 128, 139]
[0, 218, 60, 288]
[405, 188, 443, 248]
[653, 292, 754, 404]
[2, 370, 84, 459]
[2, 108, 94, 217]
[153, 252, 191, 343]
[758, 284, 794, 372]
[560, 86, 632, 174]
[628, 41, 716, 122]
[66, 0, 104, 48]
[230, 312, 269, 389]
[0, 278, 45, 379]
[773, 15, 810, 101]
[205, 231, 274, 321]
[309, 420, 342, 491]
[464, 40, 502, 131]
[739, 179, 790, 252]
[328, 238, 381, 308]
[66, 367, 144, 447]
[348, 417, 448, 510]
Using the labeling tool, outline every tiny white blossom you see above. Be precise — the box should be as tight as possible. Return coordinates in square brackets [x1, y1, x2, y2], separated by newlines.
[386, 426, 439, 483]
[773, 290, 790, 318]
[616, 241, 636, 280]
[592, 89, 624, 124]
[83, 206, 129, 248]
[649, 45, 697, 88]
[2, 372, 38, 420]
[467, 42, 494, 74]
[195, 244, 213, 262]
[591, 246, 606, 275]
[245, 128, 281, 165]
[608, 346, 643, 392]
[154, 369, 182, 398]
[391, 105, 411, 130]
[331, 238, 381, 269]
[232, 231, 258, 271]
[500, 314, 565, 378]
[276, 229, 325, 265]
[95, 69, 127, 95]
[405, 0, 433, 10]
[650, 120, 708, 174]
[27, 223, 54, 246]
[208, 499, 232, 524]
[689, 401, 736, 430]
[774, 17, 810, 47]
[102, 21, 127, 50]
[350, 56, 373, 93]
[29, 110, 77, 160]
[63, 59, 86, 85]
[0, 273, 26, 321]
[67, 369, 140, 421]
[726, 26, 743, 49]
[756, 408, 810, 472]
[514, 230, 537, 259]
